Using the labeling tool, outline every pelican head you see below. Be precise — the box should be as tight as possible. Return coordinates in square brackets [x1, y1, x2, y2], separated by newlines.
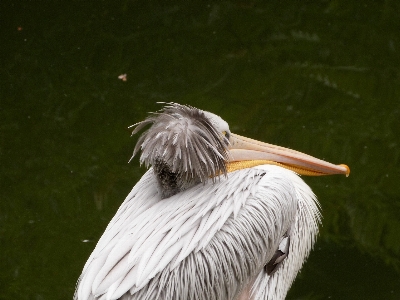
[130, 103, 230, 198]
[75, 103, 349, 300]
[130, 103, 348, 199]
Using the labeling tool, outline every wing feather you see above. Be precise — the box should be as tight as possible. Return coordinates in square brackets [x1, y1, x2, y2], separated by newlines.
[76, 165, 301, 300]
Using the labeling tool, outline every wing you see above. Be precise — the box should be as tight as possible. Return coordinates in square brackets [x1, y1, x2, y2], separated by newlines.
[251, 169, 321, 300]
[75, 165, 301, 300]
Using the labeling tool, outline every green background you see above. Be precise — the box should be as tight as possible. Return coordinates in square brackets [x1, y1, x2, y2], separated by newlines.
[1, 1, 400, 299]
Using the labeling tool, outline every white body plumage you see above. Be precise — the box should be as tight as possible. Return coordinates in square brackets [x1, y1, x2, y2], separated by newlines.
[76, 165, 320, 300]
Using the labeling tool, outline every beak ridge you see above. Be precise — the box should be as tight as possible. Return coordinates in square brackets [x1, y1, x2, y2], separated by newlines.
[227, 133, 350, 177]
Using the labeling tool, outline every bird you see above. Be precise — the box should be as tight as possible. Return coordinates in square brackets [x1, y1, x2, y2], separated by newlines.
[74, 103, 349, 300]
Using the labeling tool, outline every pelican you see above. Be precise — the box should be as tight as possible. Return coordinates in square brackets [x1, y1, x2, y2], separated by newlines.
[75, 103, 349, 300]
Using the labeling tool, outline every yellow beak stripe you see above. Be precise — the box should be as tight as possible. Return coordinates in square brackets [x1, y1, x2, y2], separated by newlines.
[226, 160, 330, 176]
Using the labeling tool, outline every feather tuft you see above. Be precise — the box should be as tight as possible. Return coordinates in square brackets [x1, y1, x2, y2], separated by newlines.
[130, 103, 229, 184]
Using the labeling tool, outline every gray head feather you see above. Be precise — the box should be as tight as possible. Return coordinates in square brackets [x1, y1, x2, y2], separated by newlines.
[131, 103, 229, 187]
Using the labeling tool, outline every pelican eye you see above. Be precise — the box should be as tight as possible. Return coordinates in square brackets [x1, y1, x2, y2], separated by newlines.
[222, 131, 230, 145]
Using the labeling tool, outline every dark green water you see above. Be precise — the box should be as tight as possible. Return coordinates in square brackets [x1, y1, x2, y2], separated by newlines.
[1, 1, 400, 299]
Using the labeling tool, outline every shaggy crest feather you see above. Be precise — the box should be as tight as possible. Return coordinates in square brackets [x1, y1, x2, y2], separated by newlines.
[130, 103, 228, 184]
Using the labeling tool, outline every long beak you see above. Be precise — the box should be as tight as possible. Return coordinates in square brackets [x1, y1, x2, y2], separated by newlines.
[227, 133, 350, 176]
